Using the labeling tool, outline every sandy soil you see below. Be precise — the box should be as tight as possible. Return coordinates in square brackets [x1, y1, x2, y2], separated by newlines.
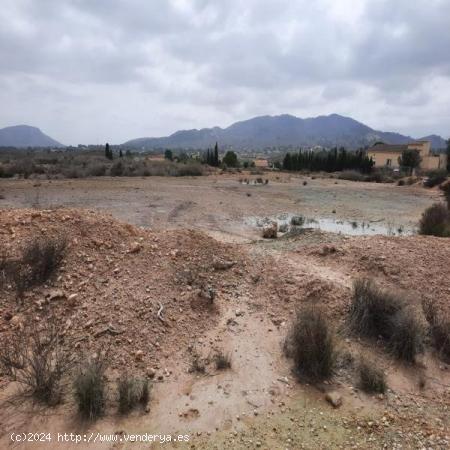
[0, 175, 449, 449]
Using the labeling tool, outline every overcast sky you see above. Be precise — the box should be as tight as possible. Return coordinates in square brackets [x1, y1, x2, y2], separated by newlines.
[0, 0, 449, 145]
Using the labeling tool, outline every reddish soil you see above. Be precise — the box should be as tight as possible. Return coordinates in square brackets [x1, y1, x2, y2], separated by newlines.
[0, 199, 449, 449]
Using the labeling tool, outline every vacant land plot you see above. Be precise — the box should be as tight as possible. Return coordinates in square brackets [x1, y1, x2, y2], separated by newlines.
[0, 173, 439, 240]
[0, 175, 448, 449]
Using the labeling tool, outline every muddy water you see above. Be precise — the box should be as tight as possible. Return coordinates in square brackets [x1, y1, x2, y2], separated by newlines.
[246, 213, 415, 236]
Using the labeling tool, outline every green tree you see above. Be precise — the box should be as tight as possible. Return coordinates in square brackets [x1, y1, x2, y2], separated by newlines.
[164, 149, 173, 161]
[398, 149, 422, 175]
[214, 142, 219, 166]
[446, 139, 450, 173]
[222, 151, 238, 167]
[105, 143, 113, 160]
[119, 149, 123, 158]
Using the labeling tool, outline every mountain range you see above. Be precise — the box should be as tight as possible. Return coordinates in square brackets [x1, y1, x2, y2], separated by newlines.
[123, 114, 447, 151]
[0, 116, 447, 150]
[0, 125, 63, 148]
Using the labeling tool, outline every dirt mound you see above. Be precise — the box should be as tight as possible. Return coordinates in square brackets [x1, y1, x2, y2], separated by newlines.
[0, 208, 252, 376]
[306, 234, 450, 314]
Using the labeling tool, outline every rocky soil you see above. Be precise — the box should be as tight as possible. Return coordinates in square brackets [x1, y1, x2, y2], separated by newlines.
[0, 207, 449, 449]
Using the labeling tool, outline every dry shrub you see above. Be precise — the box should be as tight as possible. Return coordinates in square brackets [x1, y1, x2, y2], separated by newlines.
[0, 319, 71, 405]
[419, 203, 450, 237]
[422, 300, 450, 362]
[189, 352, 207, 374]
[2, 236, 67, 298]
[214, 351, 232, 370]
[118, 374, 150, 414]
[349, 279, 423, 362]
[358, 357, 386, 394]
[284, 306, 335, 382]
[73, 356, 107, 420]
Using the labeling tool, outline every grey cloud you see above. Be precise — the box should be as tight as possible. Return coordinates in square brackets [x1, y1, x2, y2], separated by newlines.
[0, 0, 449, 144]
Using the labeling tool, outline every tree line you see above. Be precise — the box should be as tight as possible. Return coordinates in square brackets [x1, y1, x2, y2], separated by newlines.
[282, 148, 374, 173]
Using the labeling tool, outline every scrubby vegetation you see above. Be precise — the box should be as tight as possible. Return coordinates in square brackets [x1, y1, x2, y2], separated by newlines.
[0, 320, 71, 405]
[118, 374, 150, 414]
[349, 279, 424, 362]
[423, 169, 447, 188]
[284, 306, 336, 382]
[74, 356, 107, 420]
[422, 300, 450, 362]
[214, 350, 232, 370]
[0, 148, 206, 179]
[283, 148, 374, 173]
[419, 203, 450, 237]
[0, 235, 66, 299]
[358, 357, 387, 394]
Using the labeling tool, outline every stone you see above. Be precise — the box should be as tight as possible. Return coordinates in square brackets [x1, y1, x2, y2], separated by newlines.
[135, 350, 144, 361]
[67, 293, 78, 306]
[48, 289, 65, 301]
[325, 392, 342, 408]
[129, 242, 142, 254]
[213, 259, 236, 270]
[262, 222, 278, 239]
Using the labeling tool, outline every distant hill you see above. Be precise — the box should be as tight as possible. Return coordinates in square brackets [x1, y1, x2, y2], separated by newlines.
[418, 135, 447, 150]
[123, 114, 446, 151]
[0, 125, 63, 148]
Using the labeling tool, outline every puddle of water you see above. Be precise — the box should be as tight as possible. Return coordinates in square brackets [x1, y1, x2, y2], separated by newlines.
[246, 213, 415, 236]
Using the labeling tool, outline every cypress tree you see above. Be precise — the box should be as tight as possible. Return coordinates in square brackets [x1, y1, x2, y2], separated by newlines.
[214, 142, 219, 166]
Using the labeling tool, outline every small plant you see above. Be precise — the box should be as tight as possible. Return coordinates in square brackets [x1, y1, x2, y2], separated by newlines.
[189, 352, 207, 374]
[349, 279, 403, 339]
[349, 279, 423, 362]
[440, 181, 450, 210]
[358, 357, 386, 394]
[422, 299, 450, 362]
[1, 236, 67, 299]
[0, 319, 71, 405]
[74, 356, 107, 420]
[214, 351, 232, 370]
[290, 215, 305, 226]
[284, 306, 335, 382]
[118, 374, 150, 414]
[419, 203, 450, 237]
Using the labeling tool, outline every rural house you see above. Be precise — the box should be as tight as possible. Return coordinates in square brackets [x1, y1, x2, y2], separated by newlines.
[367, 141, 447, 170]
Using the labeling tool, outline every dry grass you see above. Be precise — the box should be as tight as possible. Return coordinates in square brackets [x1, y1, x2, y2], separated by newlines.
[422, 300, 450, 362]
[1, 235, 67, 299]
[284, 306, 336, 382]
[349, 279, 424, 362]
[358, 357, 387, 394]
[73, 356, 107, 420]
[214, 351, 232, 370]
[118, 374, 150, 414]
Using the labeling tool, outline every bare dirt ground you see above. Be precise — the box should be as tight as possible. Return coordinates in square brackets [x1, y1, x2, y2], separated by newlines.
[0, 173, 440, 241]
[0, 174, 449, 449]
